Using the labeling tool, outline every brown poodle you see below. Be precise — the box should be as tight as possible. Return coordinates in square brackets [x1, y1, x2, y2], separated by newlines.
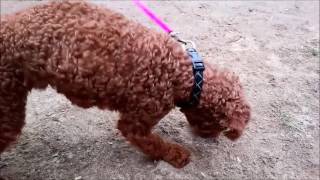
[0, 1, 251, 168]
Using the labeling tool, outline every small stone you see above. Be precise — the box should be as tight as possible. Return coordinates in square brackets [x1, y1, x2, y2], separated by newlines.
[0, 163, 7, 169]
[52, 117, 60, 122]
[75, 176, 82, 180]
[311, 49, 318, 56]
[200, 172, 207, 178]
[159, 169, 169, 176]
[67, 152, 74, 159]
[210, 171, 219, 176]
[52, 153, 59, 158]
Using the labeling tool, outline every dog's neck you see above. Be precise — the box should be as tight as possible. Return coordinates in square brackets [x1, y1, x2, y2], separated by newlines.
[172, 60, 215, 109]
[167, 40, 201, 106]
[168, 40, 231, 110]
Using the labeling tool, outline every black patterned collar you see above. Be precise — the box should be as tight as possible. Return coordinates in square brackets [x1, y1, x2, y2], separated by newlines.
[176, 48, 205, 108]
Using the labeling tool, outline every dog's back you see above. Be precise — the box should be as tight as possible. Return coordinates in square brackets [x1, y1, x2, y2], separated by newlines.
[0, 1, 180, 110]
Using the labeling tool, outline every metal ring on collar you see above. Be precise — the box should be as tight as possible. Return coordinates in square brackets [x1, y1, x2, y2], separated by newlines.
[169, 32, 196, 49]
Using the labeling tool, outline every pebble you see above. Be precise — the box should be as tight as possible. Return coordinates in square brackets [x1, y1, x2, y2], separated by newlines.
[74, 176, 82, 180]
[237, 157, 242, 163]
[52, 117, 60, 122]
[159, 169, 169, 176]
[67, 152, 74, 159]
[200, 172, 207, 178]
[210, 171, 219, 176]
[52, 153, 59, 158]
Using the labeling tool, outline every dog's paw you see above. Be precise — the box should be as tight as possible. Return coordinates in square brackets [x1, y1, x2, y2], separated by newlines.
[163, 144, 191, 168]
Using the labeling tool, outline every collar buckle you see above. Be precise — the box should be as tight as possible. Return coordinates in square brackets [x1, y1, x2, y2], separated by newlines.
[186, 48, 205, 71]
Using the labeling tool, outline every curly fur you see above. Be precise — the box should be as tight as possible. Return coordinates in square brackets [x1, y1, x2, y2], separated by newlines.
[0, 1, 251, 168]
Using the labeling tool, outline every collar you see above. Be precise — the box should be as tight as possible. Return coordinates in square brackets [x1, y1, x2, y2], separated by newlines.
[176, 47, 205, 108]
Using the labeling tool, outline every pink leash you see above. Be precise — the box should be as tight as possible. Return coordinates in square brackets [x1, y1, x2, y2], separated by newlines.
[132, 0, 173, 34]
[132, 0, 196, 48]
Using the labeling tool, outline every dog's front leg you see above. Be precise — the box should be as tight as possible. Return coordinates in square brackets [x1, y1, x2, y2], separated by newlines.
[117, 114, 190, 168]
[0, 69, 28, 153]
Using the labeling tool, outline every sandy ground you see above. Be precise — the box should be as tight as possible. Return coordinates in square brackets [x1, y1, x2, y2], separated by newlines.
[0, 1, 319, 180]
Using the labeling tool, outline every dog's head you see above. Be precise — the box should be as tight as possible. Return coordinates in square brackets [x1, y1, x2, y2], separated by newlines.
[180, 99, 250, 140]
[180, 66, 251, 141]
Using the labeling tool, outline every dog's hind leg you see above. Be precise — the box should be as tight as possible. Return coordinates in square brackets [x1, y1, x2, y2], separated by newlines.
[0, 69, 28, 153]
[117, 113, 191, 168]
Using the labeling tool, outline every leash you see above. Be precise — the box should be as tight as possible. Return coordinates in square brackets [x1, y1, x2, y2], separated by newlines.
[133, 0, 172, 33]
[132, 0, 196, 49]
[132, 0, 205, 108]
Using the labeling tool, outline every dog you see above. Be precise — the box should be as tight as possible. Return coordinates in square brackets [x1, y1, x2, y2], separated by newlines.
[0, 1, 251, 168]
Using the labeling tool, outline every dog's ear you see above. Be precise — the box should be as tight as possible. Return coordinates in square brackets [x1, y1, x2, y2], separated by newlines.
[224, 103, 250, 141]
[223, 117, 245, 140]
[224, 109, 250, 141]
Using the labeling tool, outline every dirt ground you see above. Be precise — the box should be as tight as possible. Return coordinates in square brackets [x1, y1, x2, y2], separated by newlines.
[0, 1, 319, 180]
